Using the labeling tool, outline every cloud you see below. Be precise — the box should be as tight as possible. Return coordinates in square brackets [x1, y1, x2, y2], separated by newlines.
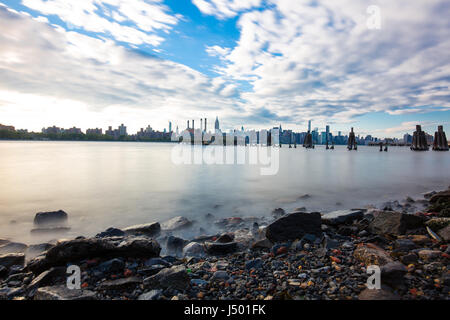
[192, 0, 262, 19]
[204, 0, 450, 126]
[0, 7, 240, 132]
[20, 0, 180, 46]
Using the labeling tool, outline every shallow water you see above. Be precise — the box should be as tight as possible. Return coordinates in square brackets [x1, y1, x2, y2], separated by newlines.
[0, 141, 449, 244]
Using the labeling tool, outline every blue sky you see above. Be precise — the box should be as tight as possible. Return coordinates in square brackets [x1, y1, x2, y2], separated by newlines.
[0, 0, 449, 137]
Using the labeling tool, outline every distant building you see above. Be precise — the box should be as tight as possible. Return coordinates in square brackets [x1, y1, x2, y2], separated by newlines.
[119, 124, 127, 136]
[42, 126, 62, 134]
[403, 133, 412, 144]
[215, 116, 220, 132]
[0, 124, 15, 131]
[86, 128, 102, 135]
[64, 127, 82, 134]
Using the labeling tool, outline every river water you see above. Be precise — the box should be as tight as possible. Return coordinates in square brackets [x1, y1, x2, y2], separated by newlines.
[0, 141, 449, 244]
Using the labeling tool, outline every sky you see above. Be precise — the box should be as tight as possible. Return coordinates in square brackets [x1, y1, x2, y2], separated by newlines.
[0, 0, 449, 138]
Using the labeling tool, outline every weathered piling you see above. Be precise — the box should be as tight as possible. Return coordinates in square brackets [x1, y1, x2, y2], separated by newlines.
[303, 131, 313, 148]
[432, 125, 449, 151]
[411, 125, 429, 151]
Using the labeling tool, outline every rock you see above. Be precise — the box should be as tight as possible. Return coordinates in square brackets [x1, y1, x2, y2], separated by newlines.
[418, 249, 441, 261]
[98, 277, 142, 290]
[0, 239, 9, 246]
[251, 238, 273, 250]
[160, 216, 192, 231]
[138, 289, 162, 300]
[401, 253, 418, 265]
[26, 236, 161, 273]
[245, 258, 263, 270]
[265, 212, 322, 242]
[95, 227, 125, 238]
[215, 233, 234, 243]
[144, 265, 190, 290]
[369, 211, 425, 235]
[358, 287, 400, 300]
[426, 217, 450, 231]
[166, 236, 187, 253]
[429, 190, 450, 203]
[204, 242, 237, 255]
[96, 258, 125, 273]
[321, 210, 364, 226]
[271, 208, 286, 218]
[0, 253, 25, 268]
[438, 225, 450, 241]
[353, 244, 393, 266]
[27, 267, 66, 292]
[34, 285, 96, 300]
[381, 262, 407, 287]
[30, 227, 71, 235]
[25, 243, 54, 260]
[397, 234, 431, 246]
[182, 242, 205, 257]
[34, 210, 68, 226]
[144, 257, 171, 268]
[337, 225, 358, 236]
[394, 239, 416, 252]
[321, 237, 339, 250]
[211, 270, 230, 282]
[123, 222, 161, 237]
[0, 242, 28, 254]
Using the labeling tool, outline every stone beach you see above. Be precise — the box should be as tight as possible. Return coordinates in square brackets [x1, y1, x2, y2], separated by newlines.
[0, 188, 449, 300]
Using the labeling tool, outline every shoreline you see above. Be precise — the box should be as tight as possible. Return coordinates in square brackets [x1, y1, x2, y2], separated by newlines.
[0, 187, 449, 300]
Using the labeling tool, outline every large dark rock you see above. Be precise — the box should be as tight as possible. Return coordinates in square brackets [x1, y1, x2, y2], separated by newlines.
[34, 210, 68, 226]
[369, 211, 425, 235]
[95, 227, 125, 238]
[321, 209, 364, 226]
[144, 265, 190, 290]
[204, 242, 238, 255]
[123, 222, 161, 237]
[0, 242, 28, 254]
[0, 253, 25, 268]
[265, 212, 322, 242]
[429, 190, 450, 203]
[34, 285, 96, 300]
[166, 236, 187, 253]
[27, 267, 66, 292]
[26, 236, 161, 273]
[381, 262, 407, 288]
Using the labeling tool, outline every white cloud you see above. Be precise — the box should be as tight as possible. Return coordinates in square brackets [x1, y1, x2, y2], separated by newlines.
[192, 0, 262, 19]
[0, 7, 240, 132]
[20, 0, 179, 46]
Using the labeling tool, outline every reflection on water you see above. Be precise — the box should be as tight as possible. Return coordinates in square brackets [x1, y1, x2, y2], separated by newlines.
[0, 141, 449, 243]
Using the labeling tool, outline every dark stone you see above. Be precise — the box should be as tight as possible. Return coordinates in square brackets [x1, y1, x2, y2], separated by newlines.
[204, 242, 237, 255]
[26, 243, 54, 260]
[358, 287, 400, 300]
[337, 225, 358, 236]
[321, 209, 364, 226]
[429, 190, 450, 203]
[145, 257, 171, 268]
[394, 239, 416, 252]
[144, 265, 190, 290]
[381, 262, 407, 288]
[0, 265, 7, 278]
[27, 267, 66, 292]
[95, 258, 125, 273]
[245, 258, 263, 270]
[34, 210, 68, 226]
[321, 236, 339, 250]
[369, 211, 425, 235]
[123, 222, 161, 237]
[0, 253, 25, 268]
[26, 236, 161, 274]
[34, 285, 96, 300]
[166, 236, 187, 252]
[0, 242, 28, 254]
[96, 227, 125, 238]
[265, 212, 322, 242]
[401, 253, 418, 265]
[438, 225, 450, 241]
[215, 233, 234, 243]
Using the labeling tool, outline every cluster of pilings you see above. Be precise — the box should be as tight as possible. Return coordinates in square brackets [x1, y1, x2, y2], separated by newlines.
[347, 127, 357, 150]
[303, 131, 314, 148]
[433, 125, 449, 151]
[410, 125, 429, 151]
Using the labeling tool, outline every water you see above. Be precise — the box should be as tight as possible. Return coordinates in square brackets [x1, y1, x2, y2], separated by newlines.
[0, 141, 449, 244]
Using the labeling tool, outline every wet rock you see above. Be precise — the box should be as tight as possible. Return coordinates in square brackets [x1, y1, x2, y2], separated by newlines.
[34, 285, 96, 300]
[144, 265, 190, 290]
[215, 233, 234, 243]
[123, 222, 161, 237]
[0, 242, 28, 254]
[96, 258, 125, 273]
[138, 289, 162, 300]
[145, 257, 171, 268]
[182, 242, 205, 257]
[95, 227, 125, 238]
[251, 238, 273, 250]
[211, 270, 230, 282]
[337, 225, 358, 236]
[358, 287, 400, 300]
[394, 239, 416, 252]
[381, 262, 407, 287]
[26, 236, 161, 273]
[265, 212, 322, 242]
[34, 210, 68, 226]
[27, 267, 66, 292]
[99, 277, 142, 291]
[245, 258, 263, 270]
[204, 242, 237, 255]
[418, 249, 441, 261]
[161, 216, 192, 231]
[369, 211, 425, 235]
[438, 225, 450, 241]
[0, 253, 25, 268]
[353, 244, 393, 266]
[321, 209, 364, 226]
[321, 237, 339, 250]
[429, 190, 450, 203]
[401, 253, 418, 265]
[166, 236, 187, 253]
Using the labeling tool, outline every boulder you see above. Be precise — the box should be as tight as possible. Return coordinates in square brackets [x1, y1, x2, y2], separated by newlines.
[321, 209, 364, 226]
[161, 216, 192, 231]
[0, 239, 10, 246]
[0, 253, 25, 268]
[182, 242, 205, 257]
[34, 210, 68, 226]
[204, 242, 237, 255]
[271, 208, 286, 218]
[27, 267, 66, 292]
[144, 265, 190, 290]
[353, 244, 393, 266]
[34, 285, 96, 300]
[0, 242, 28, 254]
[215, 233, 234, 243]
[369, 211, 424, 235]
[429, 190, 450, 203]
[166, 236, 187, 252]
[265, 212, 322, 242]
[26, 236, 161, 273]
[95, 227, 125, 238]
[381, 262, 407, 287]
[123, 222, 161, 237]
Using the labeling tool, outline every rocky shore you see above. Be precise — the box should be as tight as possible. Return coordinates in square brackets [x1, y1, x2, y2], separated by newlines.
[0, 188, 449, 300]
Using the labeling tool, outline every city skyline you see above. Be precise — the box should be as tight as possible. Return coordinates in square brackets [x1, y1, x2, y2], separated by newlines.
[0, 1, 449, 138]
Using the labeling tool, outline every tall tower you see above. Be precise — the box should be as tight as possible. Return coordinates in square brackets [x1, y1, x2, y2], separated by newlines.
[169, 121, 172, 133]
[215, 116, 220, 131]
[204, 118, 207, 132]
[308, 120, 311, 132]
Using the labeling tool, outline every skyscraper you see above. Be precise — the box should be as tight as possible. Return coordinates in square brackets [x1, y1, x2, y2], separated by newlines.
[169, 121, 172, 133]
[215, 116, 220, 131]
[308, 120, 311, 132]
